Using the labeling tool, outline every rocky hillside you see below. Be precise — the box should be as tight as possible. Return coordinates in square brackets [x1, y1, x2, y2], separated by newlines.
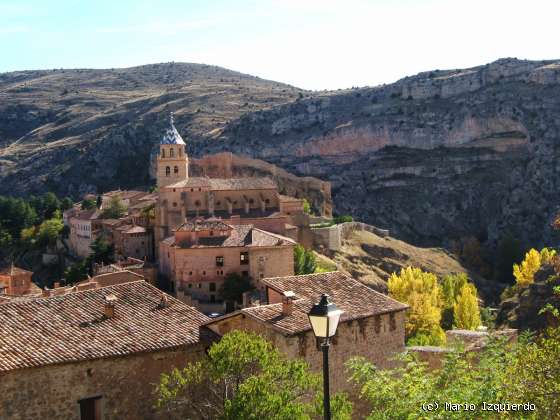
[2, 58, 560, 252]
[0, 62, 302, 196]
[319, 229, 500, 302]
[197, 58, 560, 251]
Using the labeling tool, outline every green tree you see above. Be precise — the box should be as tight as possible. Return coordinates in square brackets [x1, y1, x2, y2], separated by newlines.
[89, 237, 115, 264]
[494, 232, 524, 283]
[440, 273, 468, 329]
[60, 197, 74, 211]
[388, 267, 445, 345]
[81, 198, 96, 210]
[294, 245, 317, 275]
[101, 195, 127, 219]
[220, 273, 253, 305]
[302, 198, 311, 215]
[36, 217, 64, 248]
[64, 260, 89, 284]
[41, 192, 61, 219]
[156, 330, 352, 419]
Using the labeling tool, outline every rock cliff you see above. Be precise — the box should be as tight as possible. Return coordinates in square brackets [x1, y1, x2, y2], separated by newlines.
[2, 58, 560, 253]
[197, 58, 560, 250]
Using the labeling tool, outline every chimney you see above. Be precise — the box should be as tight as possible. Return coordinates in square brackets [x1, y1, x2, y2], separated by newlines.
[158, 294, 169, 309]
[282, 291, 296, 316]
[104, 294, 118, 318]
[42, 287, 51, 297]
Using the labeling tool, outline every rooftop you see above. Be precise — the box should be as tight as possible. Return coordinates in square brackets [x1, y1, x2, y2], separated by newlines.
[167, 177, 277, 191]
[176, 219, 233, 232]
[166, 224, 295, 249]
[0, 265, 33, 277]
[160, 113, 186, 145]
[0, 281, 210, 372]
[207, 272, 408, 336]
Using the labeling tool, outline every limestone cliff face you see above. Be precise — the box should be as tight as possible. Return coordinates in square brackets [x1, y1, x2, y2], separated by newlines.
[197, 58, 560, 250]
[1, 58, 560, 252]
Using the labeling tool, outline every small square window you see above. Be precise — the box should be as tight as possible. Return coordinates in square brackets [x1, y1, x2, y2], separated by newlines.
[209, 282, 216, 292]
[240, 252, 249, 265]
[197, 283, 202, 288]
[216, 256, 224, 267]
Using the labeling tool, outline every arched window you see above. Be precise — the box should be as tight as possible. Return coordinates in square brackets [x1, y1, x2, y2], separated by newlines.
[170, 148, 175, 157]
[161, 148, 165, 158]
[174, 166, 179, 174]
[165, 166, 170, 176]
[178, 148, 182, 156]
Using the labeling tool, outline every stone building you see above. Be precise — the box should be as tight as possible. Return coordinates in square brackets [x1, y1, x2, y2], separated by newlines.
[204, 271, 408, 394]
[159, 219, 296, 312]
[154, 114, 305, 246]
[0, 280, 214, 420]
[0, 265, 39, 296]
[67, 208, 99, 258]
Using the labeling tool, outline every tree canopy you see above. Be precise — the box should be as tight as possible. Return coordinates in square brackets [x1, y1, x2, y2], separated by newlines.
[294, 245, 316, 275]
[156, 330, 352, 419]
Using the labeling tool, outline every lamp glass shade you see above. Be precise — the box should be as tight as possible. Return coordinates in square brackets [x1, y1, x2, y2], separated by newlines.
[307, 294, 343, 338]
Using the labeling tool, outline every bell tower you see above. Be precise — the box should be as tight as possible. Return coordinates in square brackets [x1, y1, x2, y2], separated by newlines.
[156, 113, 189, 188]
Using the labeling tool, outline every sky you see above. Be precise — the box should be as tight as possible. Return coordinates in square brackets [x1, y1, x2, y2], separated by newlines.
[1, 0, 559, 90]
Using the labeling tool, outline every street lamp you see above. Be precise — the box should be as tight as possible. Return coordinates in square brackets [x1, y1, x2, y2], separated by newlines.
[308, 294, 343, 420]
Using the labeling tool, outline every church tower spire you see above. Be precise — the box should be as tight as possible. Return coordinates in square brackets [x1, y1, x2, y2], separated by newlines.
[156, 112, 189, 188]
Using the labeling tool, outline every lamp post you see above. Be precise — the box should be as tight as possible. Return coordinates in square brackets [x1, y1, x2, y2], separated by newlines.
[307, 294, 343, 420]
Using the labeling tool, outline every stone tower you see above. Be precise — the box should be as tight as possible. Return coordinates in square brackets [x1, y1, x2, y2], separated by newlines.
[156, 113, 189, 188]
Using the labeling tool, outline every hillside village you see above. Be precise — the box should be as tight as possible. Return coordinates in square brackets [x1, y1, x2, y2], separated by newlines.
[2, 112, 551, 419]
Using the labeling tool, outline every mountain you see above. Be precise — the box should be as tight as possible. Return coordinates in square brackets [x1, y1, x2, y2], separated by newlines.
[197, 58, 560, 251]
[0, 62, 302, 195]
[1, 58, 560, 252]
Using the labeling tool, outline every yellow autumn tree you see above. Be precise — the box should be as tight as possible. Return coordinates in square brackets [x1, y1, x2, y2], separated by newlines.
[513, 248, 557, 287]
[453, 283, 481, 330]
[388, 267, 445, 345]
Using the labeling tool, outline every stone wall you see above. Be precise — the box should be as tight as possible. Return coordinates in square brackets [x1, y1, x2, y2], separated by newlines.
[207, 310, 406, 394]
[0, 344, 208, 420]
[312, 221, 390, 251]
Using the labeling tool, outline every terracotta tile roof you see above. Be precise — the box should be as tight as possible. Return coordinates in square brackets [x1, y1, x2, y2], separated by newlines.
[176, 219, 233, 232]
[227, 272, 408, 335]
[278, 195, 303, 202]
[0, 281, 210, 372]
[170, 225, 295, 249]
[0, 265, 33, 276]
[167, 177, 276, 191]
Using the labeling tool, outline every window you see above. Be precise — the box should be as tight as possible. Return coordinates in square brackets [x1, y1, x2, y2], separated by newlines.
[161, 149, 166, 158]
[210, 230, 214, 236]
[216, 201, 221, 206]
[189, 271, 192, 275]
[170, 148, 175, 157]
[173, 188, 176, 192]
[174, 166, 179, 174]
[209, 282, 216, 292]
[202, 271, 206, 276]
[198, 188, 201, 192]
[260, 273, 264, 279]
[179, 148, 182, 156]
[265, 198, 270, 204]
[79, 396, 102, 420]
[242, 271, 249, 277]
[172, 202, 177, 207]
[240, 252, 249, 265]
[249, 198, 254, 204]
[210, 295, 216, 303]
[216, 256, 224, 267]
[188, 283, 192, 288]
[197, 283, 202, 288]
[195, 200, 201, 207]
[165, 166, 170, 176]
[191, 188, 194, 192]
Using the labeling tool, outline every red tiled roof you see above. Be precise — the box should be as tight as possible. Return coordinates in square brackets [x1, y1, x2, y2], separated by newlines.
[175, 219, 233, 232]
[224, 272, 408, 336]
[170, 225, 295, 249]
[0, 281, 210, 372]
[167, 177, 276, 191]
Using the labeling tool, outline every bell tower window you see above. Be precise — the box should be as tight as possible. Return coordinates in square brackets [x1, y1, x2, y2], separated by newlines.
[174, 166, 179, 174]
[170, 148, 175, 157]
[165, 166, 170, 176]
[161, 148, 166, 158]
[178, 148, 182, 156]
